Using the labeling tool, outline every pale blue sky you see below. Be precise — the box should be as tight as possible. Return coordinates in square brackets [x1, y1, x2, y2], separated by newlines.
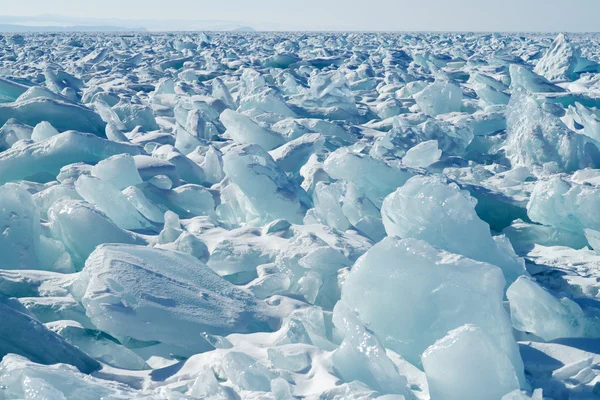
[2, 0, 598, 31]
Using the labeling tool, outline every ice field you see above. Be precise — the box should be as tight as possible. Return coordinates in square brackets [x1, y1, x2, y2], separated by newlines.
[0, 31, 600, 399]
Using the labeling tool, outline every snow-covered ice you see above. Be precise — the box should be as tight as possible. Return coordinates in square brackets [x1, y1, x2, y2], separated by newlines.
[1, 31, 600, 400]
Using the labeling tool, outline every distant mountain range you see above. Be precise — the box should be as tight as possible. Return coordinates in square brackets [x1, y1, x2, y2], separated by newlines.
[0, 15, 257, 32]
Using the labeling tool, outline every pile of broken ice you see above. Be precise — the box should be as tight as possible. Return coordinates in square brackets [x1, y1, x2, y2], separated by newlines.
[1, 31, 600, 399]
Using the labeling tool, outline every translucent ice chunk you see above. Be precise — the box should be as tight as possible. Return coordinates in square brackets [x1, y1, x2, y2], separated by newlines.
[75, 175, 151, 230]
[0, 97, 106, 136]
[221, 352, 274, 392]
[47, 320, 148, 370]
[324, 147, 413, 207]
[166, 184, 215, 217]
[401, 140, 442, 168]
[91, 153, 143, 190]
[0, 354, 138, 398]
[201, 145, 226, 185]
[0, 296, 100, 373]
[223, 143, 310, 224]
[48, 199, 145, 267]
[414, 80, 463, 117]
[332, 302, 411, 395]
[152, 144, 206, 185]
[33, 184, 82, 219]
[122, 186, 165, 223]
[269, 133, 325, 175]
[0, 131, 140, 184]
[422, 324, 520, 400]
[0, 118, 32, 150]
[339, 237, 525, 385]
[212, 77, 236, 109]
[527, 176, 600, 233]
[221, 109, 285, 150]
[382, 175, 526, 283]
[507, 276, 585, 341]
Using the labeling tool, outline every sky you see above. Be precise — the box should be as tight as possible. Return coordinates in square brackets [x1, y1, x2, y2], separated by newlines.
[1, 0, 599, 32]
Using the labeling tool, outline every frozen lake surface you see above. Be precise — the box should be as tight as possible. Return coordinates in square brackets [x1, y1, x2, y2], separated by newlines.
[0, 31, 599, 399]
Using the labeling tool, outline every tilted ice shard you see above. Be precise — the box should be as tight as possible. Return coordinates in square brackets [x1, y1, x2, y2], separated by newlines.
[332, 302, 412, 396]
[48, 199, 145, 267]
[73, 245, 279, 355]
[324, 147, 413, 207]
[75, 175, 152, 230]
[534, 33, 600, 82]
[47, 320, 148, 370]
[223, 143, 310, 224]
[527, 176, 600, 233]
[0, 296, 100, 373]
[509, 64, 565, 93]
[269, 133, 325, 175]
[0, 131, 140, 184]
[0, 97, 106, 136]
[401, 139, 442, 168]
[220, 109, 285, 150]
[414, 80, 463, 117]
[91, 153, 143, 190]
[339, 237, 525, 385]
[422, 324, 520, 400]
[507, 276, 585, 341]
[381, 175, 526, 283]
[505, 90, 590, 172]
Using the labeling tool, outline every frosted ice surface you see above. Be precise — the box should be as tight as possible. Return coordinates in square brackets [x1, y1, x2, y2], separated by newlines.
[74, 245, 278, 355]
[0, 184, 42, 269]
[506, 91, 588, 172]
[534, 33, 600, 82]
[31, 121, 59, 142]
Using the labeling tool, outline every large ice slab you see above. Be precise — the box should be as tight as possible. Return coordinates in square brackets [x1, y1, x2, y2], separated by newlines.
[74, 245, 279, 355]
[0, 130, 141, 184]
[381, 175, 526, 283]
[339, 237, 525, 385]
[0, 296, 100, 373]
[507, 276, 585, 341]
[0, 97, 106, 136]
[422, 324, 521, 400]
